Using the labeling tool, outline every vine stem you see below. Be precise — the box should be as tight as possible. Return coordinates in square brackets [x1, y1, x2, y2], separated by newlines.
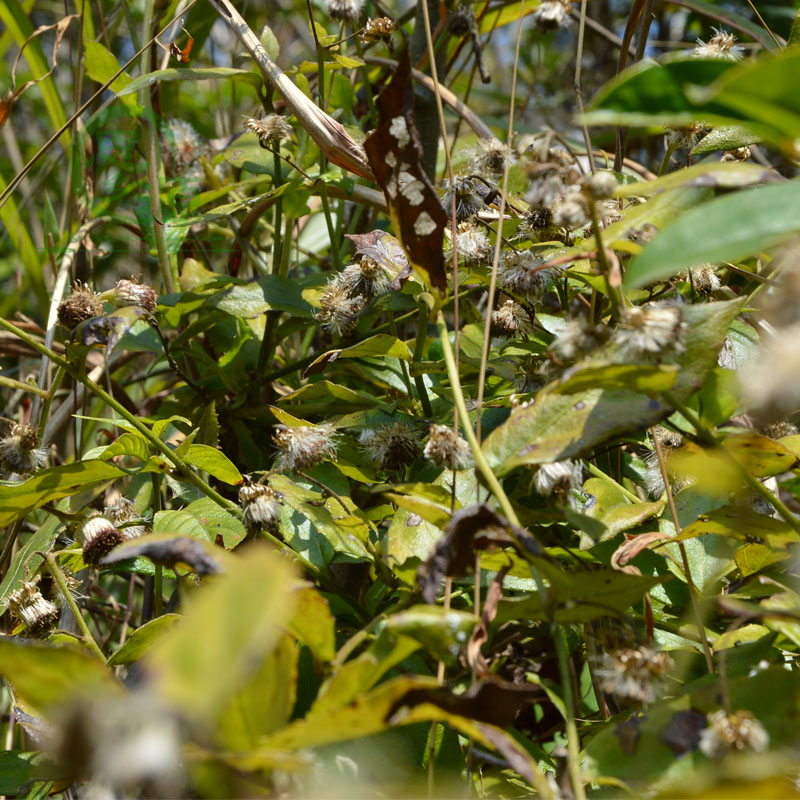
[585, 461, 640, 503]
[45, 552, 105, 662]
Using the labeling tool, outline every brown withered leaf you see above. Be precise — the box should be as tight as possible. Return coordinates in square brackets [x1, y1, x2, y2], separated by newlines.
[611, 531, 668, 572]
[363, 48, 448, 294]
[417, 504, 541, 604]
[101, 536, 222, 576]
[466, 564, 510, 676]
[386, 677, 544, 730]
[345, 230, 411, 290]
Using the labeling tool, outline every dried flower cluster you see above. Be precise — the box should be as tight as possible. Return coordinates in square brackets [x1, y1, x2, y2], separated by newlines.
[594, 643, 673, 703]
[239, 481, 282, 535]
[699, 709, 769, 759]
[424, 424, 473, 471]
[243, 114, 293, 148]
[57, 281, 102, 330]
[274, 424, 338, 472]
[8, 577, 59, 635]
[360, 422, 422, 471]
[0, 423, 47, 476]
[79, 516, 125, 566]
[693, 28, 744, 60]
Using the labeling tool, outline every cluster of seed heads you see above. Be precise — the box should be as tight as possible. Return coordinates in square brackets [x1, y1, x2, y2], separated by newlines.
[699, 709, 769, 759]
[423, 424, 473, 471]
[0, 423, 47, 475]
[594, 643, 674, 704]
[325, 0, 364, 23]
[274, 424, 338, 472]
[239, 481, 282, 535]
[243, 114, 293, 149]
[360, 422, 423, 471]
[8, 577, 59, 636]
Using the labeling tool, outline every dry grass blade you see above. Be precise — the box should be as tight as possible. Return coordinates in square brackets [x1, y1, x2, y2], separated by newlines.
[209, 0, 374, 181]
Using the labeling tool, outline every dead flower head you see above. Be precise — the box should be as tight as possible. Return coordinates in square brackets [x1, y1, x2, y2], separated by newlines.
[424, 424, 473, 471]
[469, 138, 513, 183]
[441, 177, 485, 221]
[550, 315, 609, 361]
[239, 481, 282, 535]
[581, 171, 617, 201]
[361, 17, 396, 44]
[490, 300, 533, 338]
[326, 0, 365, 23]
[243, 113, 293, 148]
[533, 459, 583, 505]
[0, 423, 47, 475]
[57, 281, 103, 330]
[446, 221, 492, 264]
[554, 189, 589, 230]
[693, 28, 744, 60]
[613, 303, 686, 362]
[533, 0, 572, 30]
[79, 516, 125, 566]
[664, 122, 706, 152]
[334, 257, 390, 300]
[8, 576, 59, 635]
[360, 421, 423, 471]
[643, 426, 684, 498]
[742, 322, 800, 421]
[274, 424, 338, 472]
[112, 278, 157, 313]
[699, 709, 769, 759]
[688, 266, 722, 293]
[161, 118, 206, 175]
[499, 250, 551, 299]
[316, 283, 366, 337]
[104, 497, 149, 541]
[594, 643, 673, 703]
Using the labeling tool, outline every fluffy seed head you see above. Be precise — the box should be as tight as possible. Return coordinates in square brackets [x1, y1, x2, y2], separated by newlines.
[613, 303, 687, 362]
[594, 644, 673, 703]
[361, 17, 396, 43]
[316, 283, 366, 337]
[721, 145, 751, 162]
[105, 497, 149, 541]
[334, 257, 390, 300]
[582, 171, 618, 200]
[664, 122, 706, 152]
[274, 424, 338, 472]
[490, 300, 532, 338]
[326, 0, 365, 22]
[700, 709, 769, 759]
[239, 481, 282, 535]
[694, 28, 744, 60]
[8, 577, 59, 635]
[0, 423, 47, 475]
[447, 6, 475, 37]
[469, 138, 513, 182]
[533, 459, 583, 500]
[533, 0, 571, 30]
[161, 118, 205, 174]
[526, 171, 568, 213]
[424, 424, 473, 471]
[550, 316, 609, 361]
[688, 266, 722, 293]
[644, 427, 684, 497]
[742, 322, 800, 421]
[58, 282, 103, 330]
[499, 250, 550, 299]
[554, 191, 589, 229]
[79, 517, 124, 566]
[446, 222, 492, 264]
[441, 177, 485, 221]
[243, 114, 293, 148]
[360, 422, 423, 471]
[114, 278, 157, 313]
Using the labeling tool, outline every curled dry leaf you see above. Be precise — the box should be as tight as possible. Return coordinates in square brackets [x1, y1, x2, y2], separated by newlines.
[466, 564, 511, 676]
[101, 536, 222, 576]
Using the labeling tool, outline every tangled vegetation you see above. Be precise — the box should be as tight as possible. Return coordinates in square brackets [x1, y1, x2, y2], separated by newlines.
[2, 0, 800, 796]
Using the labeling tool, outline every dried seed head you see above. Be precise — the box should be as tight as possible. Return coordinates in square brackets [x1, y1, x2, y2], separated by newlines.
[161, 118, 205, 174]
[79, 516, 125, 566]
[113, 278, 157, 313]
[742, 322, 800, 421]
[446, 222, 492, 264]
[526, 171, 568, 213]
[762, 421, 798, 439]
[57, 281, 103, 330]
[688, 266, 721, 293]
[0, 423, 47, 475]
[613, 303, 687, 362]
[360, 422, 423, 471]
[326, 0, 365, 22]
[243, 113, 293, 148]
[334, 258, 390, 300]
[721, 145, 752, 162]
[447, 6, 475, 37]
[105, 497, 149, 541]
[550, 316, 609, 361]
[594, 644, 673, 703]
[424, 424, 473, 471]
[8, 577, 59, 635]
[533, 459, 583, 503]
[239, 481, 282, 535]
[664, 122, 706, 152]
[441, 177, 485, 221]
[515, 356, 556, 393]
[533, 0, 571, 30]
[554, 190, 589, 229]
[316, 283, 366, 336]
[490, 300, 532, 338]
[468, 138, 513, 182]
[582, 171, 618, 200]
[51, 569, 83, 611]
[499, 250, 551, 299]
[274, 424, 338, 472]
[361, 17, 396, 44]
[694, 28, 744, 60]
[699, 709, 769, 759]
[643, 426, 684, 498]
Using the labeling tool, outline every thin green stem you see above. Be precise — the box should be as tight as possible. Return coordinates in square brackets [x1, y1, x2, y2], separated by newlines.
[589, 201, 620, 319]
[46, 552, 105, 662]
[152, 473, 163, 617]
[413, 299, 433, 417]
[554, 624, 586, 800]
[272, 146, 284, 273]
[585, 461, 640, 503]
[37, 366, 65, 444]
[386, 315, 415, 408]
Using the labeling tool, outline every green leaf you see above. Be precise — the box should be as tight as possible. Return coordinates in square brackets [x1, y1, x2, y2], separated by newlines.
[553, 364, 679, 395]
[721, 432, 797, 478]
[107, 614, 182, 666]
[152, 415, 193, 439]
[154, 498, 245, 549]
[626, 181, 800, 288]
[383, 605, 477, 665]
[117, 67, 262, 97]
[82, 431, 151, 462]
[0, 639, 122, 710]
[0, 517, 60, 615]
[582, 478, 663, 543]
[0, 461, 124, 526]
[676, 505, 800, 549]
[287, 586, 336, 663]
[305, 335, 412, 374]
[0, 752, 61, 794]
[691, 125, 761, 155]
[146, 546, 294, 725]
[482, 300, 744, 474]
[279, 380, 391, 415]
[179, 444, 242, 485]
[83, 41, 142, 113]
